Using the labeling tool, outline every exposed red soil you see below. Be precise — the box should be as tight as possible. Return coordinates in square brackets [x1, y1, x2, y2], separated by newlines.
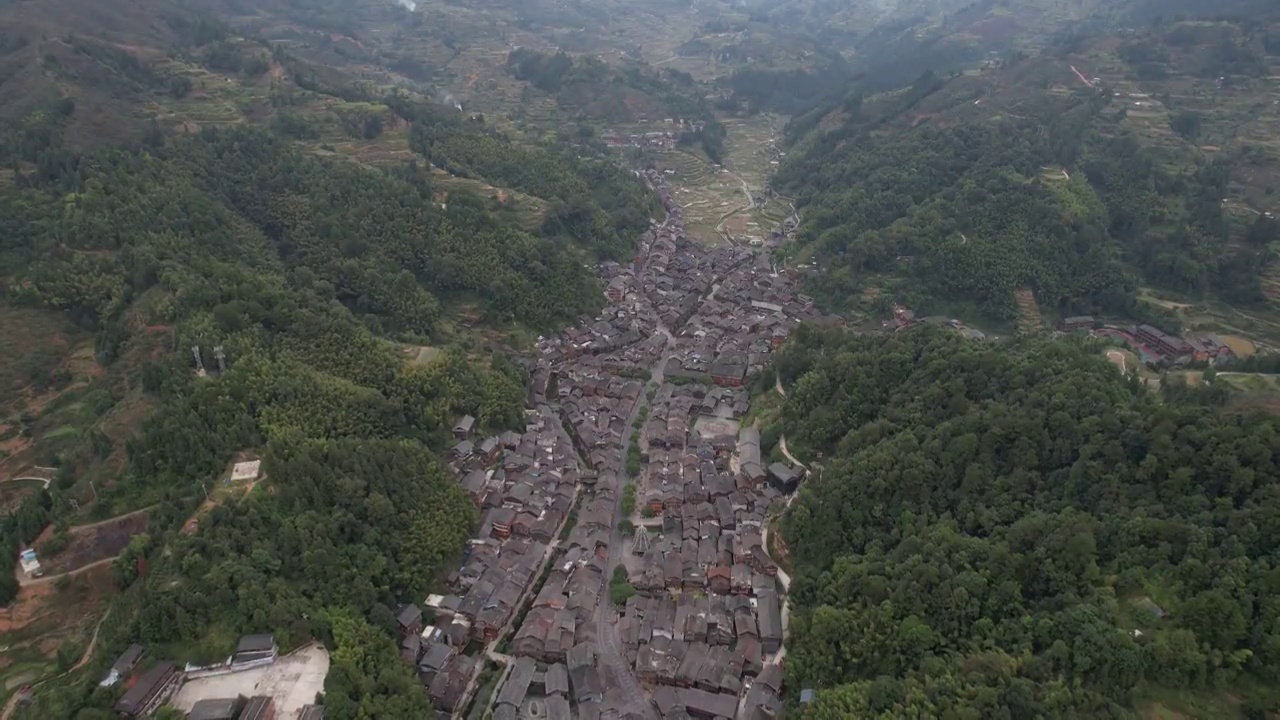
[0, 563, 113, 633]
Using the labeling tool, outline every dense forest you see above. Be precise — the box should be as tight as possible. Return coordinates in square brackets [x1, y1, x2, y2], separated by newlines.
[1, 110, 625, 716]
[4, 123, 631, 330]
[392, 91, 659, 260]
[775, 61, 1278, 320]
[774, 325, 1280, 717]
[719, 55, 852, 115]
[505, 49, 728, 162]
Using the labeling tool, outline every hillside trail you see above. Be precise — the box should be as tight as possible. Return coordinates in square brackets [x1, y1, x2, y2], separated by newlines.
[773, 376, 806, 469]
[0, 610, 110, 720]
[778, 435, 806, 470]
[0, 467, 55, 489]
[16, 555, 117, 588]
[58, 505, 153, 534]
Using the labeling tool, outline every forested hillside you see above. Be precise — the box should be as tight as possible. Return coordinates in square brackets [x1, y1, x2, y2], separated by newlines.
[775, 14, 1280, 322]
[0, 2, 668, 710]
[505, 48, 729, 162]
[2, 115, 564, 715]
[730, 0, 1280, 98]
[773, 326, 1280, 717]
[41, 439, 479, 718]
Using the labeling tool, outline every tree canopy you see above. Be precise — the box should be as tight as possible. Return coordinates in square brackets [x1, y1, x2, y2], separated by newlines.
[777, 58, 1275, 321]
[774, 326, 1280, 717]
[3, 117, 607, 718]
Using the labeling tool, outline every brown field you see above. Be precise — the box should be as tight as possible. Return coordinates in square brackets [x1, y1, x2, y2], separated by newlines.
[0, 564, 114, 635]
[37, 510, 149, 576]
[404, 345, 442, 367]
[1219, 334, 1256, 358]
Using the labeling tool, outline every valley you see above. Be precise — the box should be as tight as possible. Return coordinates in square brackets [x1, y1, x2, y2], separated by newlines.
[1, 0, 1280, 718]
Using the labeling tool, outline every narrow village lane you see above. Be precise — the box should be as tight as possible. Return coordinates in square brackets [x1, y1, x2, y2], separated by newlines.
[467, 156, 814, 719]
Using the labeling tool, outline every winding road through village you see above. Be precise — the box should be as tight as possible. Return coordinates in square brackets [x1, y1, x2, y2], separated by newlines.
[587, 151, 810, 718]
[593, 216, 673, 720]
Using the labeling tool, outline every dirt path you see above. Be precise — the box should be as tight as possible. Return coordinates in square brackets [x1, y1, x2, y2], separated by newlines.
[1070, 65, 1095, 88]
[58, 506, 152, 535]
[778, 435, 806, 470]
[16, 555, 117, 588]
[1106, 350, 1127, 374]
[0, 468, 54, 489]
[0, 610, 109, 720]
[1216, 372, 1280, 378]
[17, 505, 154, 586]
[761, 371, 800, 668]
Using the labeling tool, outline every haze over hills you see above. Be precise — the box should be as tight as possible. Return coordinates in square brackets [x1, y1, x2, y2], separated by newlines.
[3, 0, 1280, 718]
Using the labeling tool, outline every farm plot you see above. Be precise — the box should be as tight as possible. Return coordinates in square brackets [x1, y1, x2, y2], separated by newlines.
[720, 115, 784, 189]
[650, 150, 749, 245]
[36, 510, 149, 577]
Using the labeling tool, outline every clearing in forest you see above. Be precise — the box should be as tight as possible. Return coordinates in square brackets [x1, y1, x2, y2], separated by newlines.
[27, 508, 150, 579]
[403, 344, 442, 367]
[1013, 288, 1049, 334]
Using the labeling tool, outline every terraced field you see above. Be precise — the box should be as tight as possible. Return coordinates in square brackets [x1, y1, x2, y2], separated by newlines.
[430, 171, 548, 233]
[1014, 288, 1050, 334]
[638, 115, 787, 245]
[649, 148, 741, 244]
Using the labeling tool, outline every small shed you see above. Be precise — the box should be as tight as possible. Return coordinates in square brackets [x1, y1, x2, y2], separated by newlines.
[767, 462, 799, 492]
[454, 415, 476, 439]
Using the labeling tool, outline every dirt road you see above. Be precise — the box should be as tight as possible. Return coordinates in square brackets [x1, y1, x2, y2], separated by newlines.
[17, 555, 117, 588]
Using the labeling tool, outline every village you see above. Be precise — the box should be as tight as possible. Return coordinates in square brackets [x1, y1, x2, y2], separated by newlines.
[15, 156, 1257, 719]
[401, 165, 825, 720]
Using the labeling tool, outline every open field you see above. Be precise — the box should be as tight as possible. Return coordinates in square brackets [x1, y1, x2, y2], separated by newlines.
[1014, 288, 1049, 334]
[1105, 349, 1130, 374]
[429, 170, 547, 233]
[0, 565, 114, 708]
[403, 344, 442, 368]
[1132, 291, 1280, 355]
[1217, 373, 1280, 392]
[1219, 334, 1256, 358]
[172, 644, 330, 718]
[1132, 679, 1276, 720]
[0, 564, 113, 636]
[720, 115, 785, 190]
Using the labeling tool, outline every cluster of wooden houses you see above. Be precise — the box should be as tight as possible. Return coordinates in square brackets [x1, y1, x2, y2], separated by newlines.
[424, 406, 588, 713]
